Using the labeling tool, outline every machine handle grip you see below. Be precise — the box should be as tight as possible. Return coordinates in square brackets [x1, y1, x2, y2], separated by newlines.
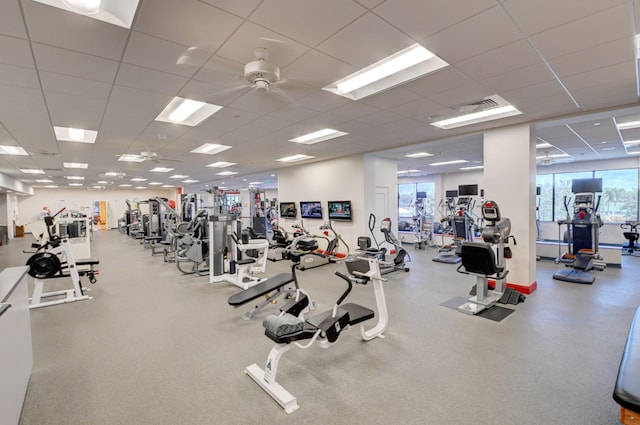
[52, 207, 66, 218]
[334, 271, 354, 306]
[0, 303, 11, 317]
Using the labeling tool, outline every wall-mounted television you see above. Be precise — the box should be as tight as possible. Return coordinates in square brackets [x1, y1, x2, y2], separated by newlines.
[445, 190, 458, 198]
[279, 202, 297, 218]
[458, 184, 478, 196]
[328, 201, 352, 221]
[572, 178, 602, 194]
[300, 201, 322, 219]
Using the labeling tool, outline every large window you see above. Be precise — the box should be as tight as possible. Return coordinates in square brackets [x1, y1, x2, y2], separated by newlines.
[595, 169, 638, 221]
[397, 182, 435, 227]
[537, 168, 640, 223]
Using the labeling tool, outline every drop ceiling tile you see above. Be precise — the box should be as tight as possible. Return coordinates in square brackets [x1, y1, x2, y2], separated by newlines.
[134, 0, 242, 53]
[193, 56, 245, 85]
[116, 63, 189, 96]
[23, 0, 129, 60]
[215, 21, 309, 68]
[403, 67, 474, 98]
[45, 92, 106, 129]
[40, 72, 112, 100]
[423, 6, 523, 64]
[0, 1, 27, 38]
[321, 102, 382, 124]
[33, 43, 119, 83]
[547, 37, 633, 78]
[0, 64, 40, 89]
[316, 12, 416, 68]
[562, 61, 636, 92]
[390, 98, 446, 120]
[179, 80, 248, 107]
[0, 35, 35, 68]
[481, 62, 556, 93]
[374, 0, 496, 41]
[123, 32, 205, 78]
[516, 93, 581, 120]
[502, 0, 628, 36]
[249, 0, 365, 47]
[502, 80, 568, 105]
[226, 90, 292, 115]
[571, 81, 639, 111]
[283, 50, 357, 87]
[529, 3, 633, 60]
[455, 39, 541, 80]
[361, 87, 422, 110]
[267, 105, 320, 125]
[354, 0, 386, 8]
[294, 90, 353, 113]
[198, 0, 262, 18]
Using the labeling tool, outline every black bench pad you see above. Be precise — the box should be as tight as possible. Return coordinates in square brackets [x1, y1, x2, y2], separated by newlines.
[614, 306, 640, 412]
[76, 258, 99, 266]
[227, 273, 294, 306]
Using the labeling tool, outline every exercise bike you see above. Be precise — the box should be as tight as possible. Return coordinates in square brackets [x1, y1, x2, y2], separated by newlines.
[24, 208, 100, 309]
[245, 255, 388, 413]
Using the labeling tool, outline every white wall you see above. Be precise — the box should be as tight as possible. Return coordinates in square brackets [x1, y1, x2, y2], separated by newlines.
[18, 188, 178, 230]
[278, 155, 366, 250]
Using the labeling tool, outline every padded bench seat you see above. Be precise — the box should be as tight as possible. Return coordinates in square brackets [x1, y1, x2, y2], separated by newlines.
[75, 258, 99, 266]
[614, 306, 640, 424]
[228, 273, 294, 306]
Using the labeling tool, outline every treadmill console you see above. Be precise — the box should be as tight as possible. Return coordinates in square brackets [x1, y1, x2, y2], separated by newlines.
[481, 200, 501, 222]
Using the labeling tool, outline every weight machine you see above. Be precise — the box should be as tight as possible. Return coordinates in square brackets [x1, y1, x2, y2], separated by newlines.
[24, 208, 100, 309]
[621, 221, 640, 256]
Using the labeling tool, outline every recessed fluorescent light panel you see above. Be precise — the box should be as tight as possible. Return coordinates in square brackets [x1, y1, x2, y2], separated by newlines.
[69, 183, 83, 187]
[536, 153, 570, 160]
[130, 178, 147, 182]
[161, 185, 174, 188]
[36, 179, 53, 183]
[617, 120, 640, 130]
[460, 165, 484, 171]
[536, 142, 553, 149]
[148, 182, 163, 185]
[323, 43, 449, 100]
[0, 145, 28, 155]
[624, 140, 640, 146]
[119, 184, 132, 187]
[20, 168, 45, 174]
[182, 179, 199, 183]
[431, 105, 522, 130]
[405, 152, 433, 158]
[216, 171, 238, 176]
[53, 126, 98, 143]
[207, 161, 236, 168]
[31, 0, 140, 28]
[190, 143, 231, 155]
[155, 97, 222, 126]
[276, 154, 314, 163]
[118, 154, 144, 162]
[289, 129, 348, 145]
[429, 160, 469, 166]
[63, 162, 88, 169]
[169, 175, 188, 179]
[397, 169, 420, 174]
[150, 167, 174, 173]
[42, 185, 58, 188]
[97, 180, 108, 184]
[249, 181, 262, 185]
[66, 176, 85, 180]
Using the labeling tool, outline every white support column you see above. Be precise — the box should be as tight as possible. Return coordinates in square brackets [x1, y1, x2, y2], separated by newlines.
[483, 124, 537, 293]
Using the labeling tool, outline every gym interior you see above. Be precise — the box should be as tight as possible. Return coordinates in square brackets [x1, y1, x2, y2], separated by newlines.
[2, 1, 640, 424]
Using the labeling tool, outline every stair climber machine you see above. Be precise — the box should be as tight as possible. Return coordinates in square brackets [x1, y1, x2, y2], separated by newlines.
[356, 214, 410, 275]
[245, 255, 388, 413]
[456, 200, 524, 315]
[209, 213, 269, 290]
[553, 178, 605, 284]
[433, 190, 475, 264]
[24, 208, 100, 309]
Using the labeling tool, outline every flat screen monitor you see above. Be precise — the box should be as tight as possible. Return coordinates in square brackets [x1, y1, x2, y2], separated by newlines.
[445, 190, 458, 198]
[458, 184, 478, 196]
[300, 201, 322, 219]
[279, 202, 297, 218]
[536, 186, 541, 196]
[328, 201, 352, 221]
[416, 191, 427, 199]
[571, 178, 603, 194]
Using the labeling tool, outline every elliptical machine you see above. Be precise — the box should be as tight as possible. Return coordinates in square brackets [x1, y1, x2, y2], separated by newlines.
[433, 192, 475, 264]
[553, 178, 605, 284]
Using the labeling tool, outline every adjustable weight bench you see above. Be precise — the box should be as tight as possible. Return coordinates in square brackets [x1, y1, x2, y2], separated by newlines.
[228, 273, 296, 320]
[614, 306, 640, 424]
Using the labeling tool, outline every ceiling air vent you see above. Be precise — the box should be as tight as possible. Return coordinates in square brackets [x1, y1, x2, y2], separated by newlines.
[455, 95, 507, 113]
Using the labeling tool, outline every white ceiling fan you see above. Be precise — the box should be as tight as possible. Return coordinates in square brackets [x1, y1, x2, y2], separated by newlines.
[117, 147, 182, 164]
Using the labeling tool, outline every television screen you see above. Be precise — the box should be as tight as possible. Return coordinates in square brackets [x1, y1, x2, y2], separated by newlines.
[536, 186, 541, 196]
[416, 191, 427, 199]
[279, 202, 297, 218]
[572, 178, 603, 193]
[328, 201, 352, 221]
[458, 184, 478, 196]
[300, 201, 322, 219]
[445, 190, 458, 198]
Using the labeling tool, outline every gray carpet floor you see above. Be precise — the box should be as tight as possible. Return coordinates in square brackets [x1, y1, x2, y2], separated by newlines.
[2, 230, 637, 425]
